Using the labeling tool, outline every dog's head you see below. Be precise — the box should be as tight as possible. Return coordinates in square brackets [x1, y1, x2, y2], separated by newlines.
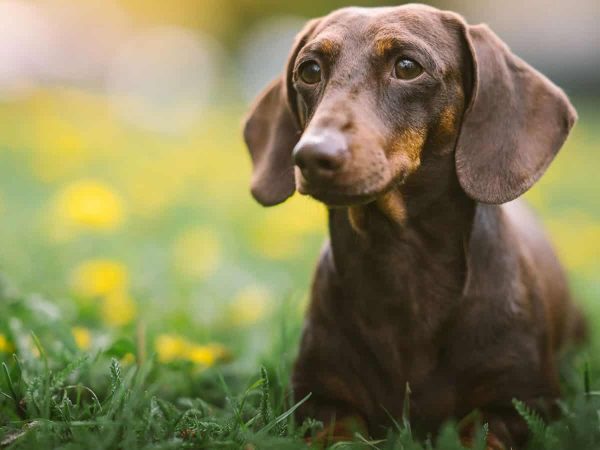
[243, 4, 576, 208]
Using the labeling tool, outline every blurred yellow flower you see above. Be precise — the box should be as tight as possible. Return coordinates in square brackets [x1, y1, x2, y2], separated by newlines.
[155, 334, 189, 363]
[252, 195, 326, 259]
[187, 343, 230, 366]
[229, 285, 272, 326]
[172, 227, 221, 279]
[72, 327, 92, 350]
[101, 290, 137, 327]
[0, 334, 14, 353]
[121, 352, 136, 365]
[70, 259, 129, 298]
[155, 334, 229, 367]
[53, 180, 125, 231]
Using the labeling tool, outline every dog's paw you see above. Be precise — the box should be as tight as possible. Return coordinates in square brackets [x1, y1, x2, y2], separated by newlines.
[459, 422, 507, 450]
[460, 433, 506, 450]
[305, 416, 367, 448]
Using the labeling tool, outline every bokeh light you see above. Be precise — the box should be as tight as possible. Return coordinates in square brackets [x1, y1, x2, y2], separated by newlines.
[106, 26, 221, 133]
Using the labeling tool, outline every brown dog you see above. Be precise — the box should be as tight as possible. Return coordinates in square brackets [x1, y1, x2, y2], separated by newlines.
[243, 4, 585, 448]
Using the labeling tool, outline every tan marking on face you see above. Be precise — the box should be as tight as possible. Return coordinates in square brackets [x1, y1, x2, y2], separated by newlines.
[319, 39, 341, 57]
[439, 106, 458, 135]
[391, 127, 427, 168]
[376, 190, 407, 226]
[348, 205, 368, 236]
[374, 38, 395, 57]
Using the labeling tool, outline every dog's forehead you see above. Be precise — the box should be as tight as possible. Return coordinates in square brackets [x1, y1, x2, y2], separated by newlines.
[314, 4, 446, 44]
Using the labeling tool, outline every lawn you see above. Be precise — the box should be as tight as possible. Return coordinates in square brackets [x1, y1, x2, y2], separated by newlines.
[0, 90, 599, 449]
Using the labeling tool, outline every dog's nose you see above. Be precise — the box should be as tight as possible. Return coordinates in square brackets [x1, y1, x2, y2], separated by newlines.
[293, 130, 348, 181]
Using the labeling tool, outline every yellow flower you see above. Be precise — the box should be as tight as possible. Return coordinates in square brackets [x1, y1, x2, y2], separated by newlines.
[101, 290, 137, 327]
[0, 334, 14, 353]
[121, 352, 136, 365]
[71, 327, 92, 350]
[155, 334, 189, 363]
[155, 334, 229, 367]
[70, 259, 129, 298]
[229, 285, 272, 326]
[186, 343, 230, 366]
[172, 227, 221, 279]
[53, 180, 124, 231]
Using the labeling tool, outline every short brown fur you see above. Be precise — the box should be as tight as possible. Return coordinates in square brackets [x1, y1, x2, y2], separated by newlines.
[242, 4, 584, 449]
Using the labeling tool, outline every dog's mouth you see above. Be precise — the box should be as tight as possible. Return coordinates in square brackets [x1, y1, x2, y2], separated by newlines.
[297, 173, 395, 207]
[300, 187, 378, 207]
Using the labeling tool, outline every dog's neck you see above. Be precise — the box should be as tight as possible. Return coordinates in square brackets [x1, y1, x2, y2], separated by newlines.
[326, 172, 475, 332]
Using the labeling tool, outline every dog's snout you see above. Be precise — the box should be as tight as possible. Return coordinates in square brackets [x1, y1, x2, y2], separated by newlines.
[293, 130, 348, 181]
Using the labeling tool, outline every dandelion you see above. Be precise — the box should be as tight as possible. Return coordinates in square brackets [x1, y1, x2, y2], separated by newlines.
[186, 343, 230, 366]
[229, 285, 272, 326]
[53, 180, 125, 231]
[69, 259, 136, 327]
[155, 334, 229, 367]
[71, 327, 92, 350]
[121, 352, 136, 365]
[70, 259, 129, 298]
[0, 334, 14, 353]
[172, 227, 221, 279]
[101, 290, 137, 327]
[155, 334, 189, 363]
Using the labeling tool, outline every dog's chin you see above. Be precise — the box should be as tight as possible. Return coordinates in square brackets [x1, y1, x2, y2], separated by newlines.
[304, 190, 377, 207]
[297, 181, 393, 207]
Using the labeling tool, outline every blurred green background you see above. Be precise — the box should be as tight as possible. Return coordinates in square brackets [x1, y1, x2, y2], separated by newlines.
[0, 0, 598, 378]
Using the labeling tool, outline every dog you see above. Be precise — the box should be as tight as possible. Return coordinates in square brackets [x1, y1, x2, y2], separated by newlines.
[243, 4, 585, 448]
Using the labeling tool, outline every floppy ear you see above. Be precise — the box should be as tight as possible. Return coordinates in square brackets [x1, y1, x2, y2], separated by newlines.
[243, 78, 299, 206]
[243, 19, 321, 206]
[455, 24, 577, 204]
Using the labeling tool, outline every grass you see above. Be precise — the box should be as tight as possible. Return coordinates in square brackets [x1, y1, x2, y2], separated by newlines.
[1, 279, 600, 450]
[0, 91, 599, 449]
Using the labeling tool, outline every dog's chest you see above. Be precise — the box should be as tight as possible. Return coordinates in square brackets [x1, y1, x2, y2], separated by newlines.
[347, 306, 457, 415]
[309, 212, 468, 423]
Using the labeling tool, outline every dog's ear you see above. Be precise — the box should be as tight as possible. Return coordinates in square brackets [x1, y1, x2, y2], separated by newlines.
[455, 23, 577, 204]
[243, 78, 298, 206]
[243, 19, 321, 206]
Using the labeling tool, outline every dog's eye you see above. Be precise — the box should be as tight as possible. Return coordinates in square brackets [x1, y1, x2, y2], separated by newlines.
[394, 58, 423, 80]
[299, 61, 321, 84]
